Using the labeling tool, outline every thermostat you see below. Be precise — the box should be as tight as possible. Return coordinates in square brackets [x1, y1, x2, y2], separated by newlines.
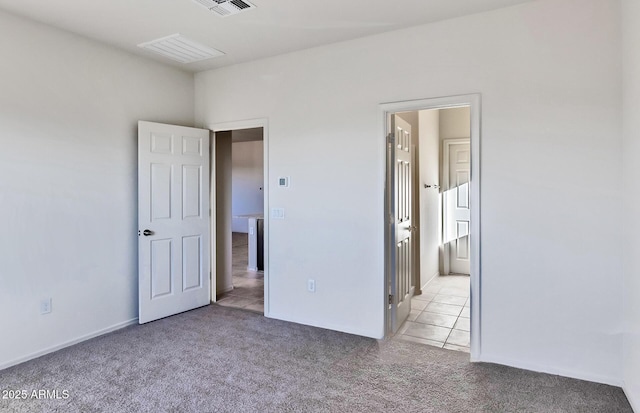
[278, 177, 289, 188]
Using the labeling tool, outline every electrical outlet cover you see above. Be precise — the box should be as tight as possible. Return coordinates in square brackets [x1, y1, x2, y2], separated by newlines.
[40, 298, 52, 314]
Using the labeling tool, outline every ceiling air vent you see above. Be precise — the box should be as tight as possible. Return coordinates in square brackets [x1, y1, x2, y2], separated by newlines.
[192, 0, 256, 17]
[137, 34, 225, 64]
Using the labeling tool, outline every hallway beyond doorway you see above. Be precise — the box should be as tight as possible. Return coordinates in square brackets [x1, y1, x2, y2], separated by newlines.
[217, 232, 264, 313]
[394, 275, 470, 353]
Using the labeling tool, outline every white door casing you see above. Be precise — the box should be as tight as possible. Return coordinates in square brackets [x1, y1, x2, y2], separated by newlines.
[443, 139, 471, 275]
[387, 115, 415, 333]
[138, 121, 211, 324]
[381, 95, 480, 360]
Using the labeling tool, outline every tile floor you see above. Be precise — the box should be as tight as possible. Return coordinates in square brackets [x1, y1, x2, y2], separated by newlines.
[216, 232, 264, 313]
[394, 274, 470, 353]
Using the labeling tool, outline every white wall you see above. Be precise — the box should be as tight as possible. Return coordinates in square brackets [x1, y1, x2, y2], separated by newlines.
[195, 0, 623, 385]
[418, 110, 440, 289]
[231, 140, 264, 233]
[622, 0, 640, 409]
[439, 107, 471, 141]
[0, 10, 194, 368]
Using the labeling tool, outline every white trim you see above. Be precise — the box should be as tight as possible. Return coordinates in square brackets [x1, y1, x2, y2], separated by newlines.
[623, 384, 640, 412]
[209, 131, 217, 302]
[217, 285, 234, 294]
[381, 94, 481, 361]
[208, 118, 270, 317]
[210, 118, 267, 132]
[268, 311, 382, 340]
[481, 353, 623, 388]
[421, 271, 440, 291]
[442, 244, 450, 275]
[0, 318, 138, 371]
[380, 95, 476, 114]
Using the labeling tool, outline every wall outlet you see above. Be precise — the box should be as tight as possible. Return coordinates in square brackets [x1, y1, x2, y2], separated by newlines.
[307, 279, 316, 293]
[40, 298, 52, 315]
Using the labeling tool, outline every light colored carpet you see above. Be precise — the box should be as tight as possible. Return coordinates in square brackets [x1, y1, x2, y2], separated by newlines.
[0, 305, 632, 412]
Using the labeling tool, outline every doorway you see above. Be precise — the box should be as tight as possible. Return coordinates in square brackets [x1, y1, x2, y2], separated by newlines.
[210, 120, 269, 316]
[382, 95, 481, 359]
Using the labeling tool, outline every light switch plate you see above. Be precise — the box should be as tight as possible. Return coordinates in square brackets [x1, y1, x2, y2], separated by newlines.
[272, 208, 285, 219]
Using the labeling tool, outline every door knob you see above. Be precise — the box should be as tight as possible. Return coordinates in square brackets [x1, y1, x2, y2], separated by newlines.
[143, 229, 154, 236]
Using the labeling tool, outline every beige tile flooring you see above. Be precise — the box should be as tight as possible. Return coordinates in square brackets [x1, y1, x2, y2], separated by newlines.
[394, 274, 470, 353]
[216, 233, 264, 313]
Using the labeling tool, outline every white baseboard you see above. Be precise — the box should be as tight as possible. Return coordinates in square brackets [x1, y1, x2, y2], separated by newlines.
[624, 384, 639, 412]
[267, 311, 383, 340]
[422, 272, 440, 291]
[0, 318, 138, 371]
[478, 353, 623, 388]
[217, 285, 234, 296]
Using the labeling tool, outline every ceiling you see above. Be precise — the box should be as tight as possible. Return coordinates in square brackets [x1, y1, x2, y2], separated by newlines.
[0, 0, 533, 73]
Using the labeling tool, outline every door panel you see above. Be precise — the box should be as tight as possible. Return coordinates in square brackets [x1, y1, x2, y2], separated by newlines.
[151, 164, 172, 219]
[182, 235, 203, 291]
[139, 121, 211, 324]
[388, 115, 415, 333]
[151, 239, 172, 298]
[182, 165, 202, 219]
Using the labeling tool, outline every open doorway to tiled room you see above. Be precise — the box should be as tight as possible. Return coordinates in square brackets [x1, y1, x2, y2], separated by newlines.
[389, 105, 473, 353]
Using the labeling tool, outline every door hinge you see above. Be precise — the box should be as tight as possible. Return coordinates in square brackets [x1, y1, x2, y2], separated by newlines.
[388, 294, 394, 305]
[387, 133, 395, 144]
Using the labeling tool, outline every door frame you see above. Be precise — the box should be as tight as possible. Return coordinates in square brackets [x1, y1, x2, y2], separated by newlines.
[208, 118, 270, 317]
[442, 137, 472, 276]
[381, 94, 481, 361]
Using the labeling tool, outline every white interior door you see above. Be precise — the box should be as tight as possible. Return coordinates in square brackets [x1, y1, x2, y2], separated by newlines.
[388, 115, 415, 333]
[443, 139, 471, 275]
[138, 121, 211, 324]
